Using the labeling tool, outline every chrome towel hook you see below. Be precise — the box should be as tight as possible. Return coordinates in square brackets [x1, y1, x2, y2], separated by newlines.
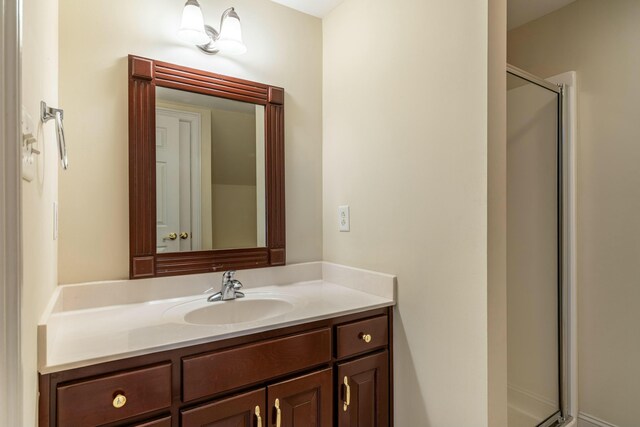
[41, 101, 68, 169]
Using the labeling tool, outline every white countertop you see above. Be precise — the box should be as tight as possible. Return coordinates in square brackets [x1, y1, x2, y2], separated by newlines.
[39, 262, 396, 374]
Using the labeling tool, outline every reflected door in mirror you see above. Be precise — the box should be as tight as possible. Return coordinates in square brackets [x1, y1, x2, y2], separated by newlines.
[155, 87, 266, 254]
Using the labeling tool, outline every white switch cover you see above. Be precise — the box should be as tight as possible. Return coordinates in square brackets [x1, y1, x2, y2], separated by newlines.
[338, 205, 350, 232]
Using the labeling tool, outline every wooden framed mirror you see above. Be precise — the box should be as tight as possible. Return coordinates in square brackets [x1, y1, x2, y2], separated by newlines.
[128, 55, 285, 279]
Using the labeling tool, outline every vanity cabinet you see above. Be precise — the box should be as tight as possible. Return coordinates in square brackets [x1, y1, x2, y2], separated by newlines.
[267, 368, 333, 427]
[39, 307, 393, 427]
[182, 368, 333, 427]
[338, 352, 389, 427]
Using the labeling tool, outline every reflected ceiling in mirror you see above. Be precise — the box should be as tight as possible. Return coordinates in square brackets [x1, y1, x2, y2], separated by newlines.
[155, 87, 266, 253]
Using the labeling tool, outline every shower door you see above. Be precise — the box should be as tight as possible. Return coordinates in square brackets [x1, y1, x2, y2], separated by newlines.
[507, 66, 564, 427]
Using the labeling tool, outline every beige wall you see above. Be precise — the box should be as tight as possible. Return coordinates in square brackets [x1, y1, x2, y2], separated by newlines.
[488, 0, 508, 425]
[58, 0, 323, 283]
[212, 184, 257, 249]
[211, 108, 256, 186]
[509, 1, 640, 425]
[323, 0, 495, 425]
[210, 108, 258, 249]
[21, 0, 59, 424]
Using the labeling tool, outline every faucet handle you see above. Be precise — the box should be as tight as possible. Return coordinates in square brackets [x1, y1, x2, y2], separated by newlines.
[222, 270, 236, 281]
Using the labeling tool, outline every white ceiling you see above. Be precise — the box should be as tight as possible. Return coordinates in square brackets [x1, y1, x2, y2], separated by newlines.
[268, 0, 575, 28]
[508, 0, 576, 30]
[268, 0, 344, 18]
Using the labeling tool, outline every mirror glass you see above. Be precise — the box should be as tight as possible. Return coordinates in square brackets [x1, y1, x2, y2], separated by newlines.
[155, 87, 266, 253]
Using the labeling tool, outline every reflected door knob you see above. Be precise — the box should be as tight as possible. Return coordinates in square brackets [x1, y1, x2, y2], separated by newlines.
[163, 232, 178, 241]
[180, 232, 189, 240]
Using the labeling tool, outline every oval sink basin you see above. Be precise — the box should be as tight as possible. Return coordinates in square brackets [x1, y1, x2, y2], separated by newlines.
[163, 293, 300, 326]
[185, 298, 294, 325]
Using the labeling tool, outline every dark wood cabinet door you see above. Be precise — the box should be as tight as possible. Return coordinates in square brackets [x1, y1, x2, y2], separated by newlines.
[337, 351, 389, 427]
[181, 389, 266, 427]
[132, 416, 172, 427]
[267, 368, 333, 427]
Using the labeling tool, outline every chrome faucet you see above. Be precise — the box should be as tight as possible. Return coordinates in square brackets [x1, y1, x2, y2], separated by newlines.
[206, 270, 245, 302]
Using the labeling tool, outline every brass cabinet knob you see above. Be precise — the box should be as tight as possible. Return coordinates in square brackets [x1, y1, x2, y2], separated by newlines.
[360, 333, 372, 343]
[179, 232, 189, 240]
[112, 393, 127, 409]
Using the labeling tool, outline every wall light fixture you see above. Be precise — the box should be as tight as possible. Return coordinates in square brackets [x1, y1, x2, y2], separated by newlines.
[178, 0, 247, 55]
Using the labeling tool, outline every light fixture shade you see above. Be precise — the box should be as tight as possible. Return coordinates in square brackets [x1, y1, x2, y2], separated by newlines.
[216, 8, 247, 55]
[178, 0, 210, 45]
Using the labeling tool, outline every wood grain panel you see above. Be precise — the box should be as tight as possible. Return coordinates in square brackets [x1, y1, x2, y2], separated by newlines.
[266, 104, 285, 261]
[338, 352, 389, 427]
[132, 256, 155, 278]
[131, 57, 154, 80]
[267, 368, 333, 427]
[56, 363, 171, 427]
[182, 328, 331, 402]
[156, 248, 269, 276]
[129, 55, 157, 279]
[268, 87, 284, 105]
[181, 389, 265, 427]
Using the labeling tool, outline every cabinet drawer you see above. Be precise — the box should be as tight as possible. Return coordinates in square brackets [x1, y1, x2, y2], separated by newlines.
[336, 316, 388, 359]
[183, 328, 332, 402]
[56, 363, 172, 427]
[133, 415, 172, 427]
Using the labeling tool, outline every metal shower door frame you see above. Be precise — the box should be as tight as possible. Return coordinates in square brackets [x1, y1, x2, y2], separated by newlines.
[507, 64, 570, 427]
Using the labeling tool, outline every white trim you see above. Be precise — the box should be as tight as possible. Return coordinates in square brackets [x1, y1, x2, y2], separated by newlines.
[578, 412, 620, 427]
[0, 0, 23, 425]
[507, 383, 558, 422]
[507, 382, 557, 408]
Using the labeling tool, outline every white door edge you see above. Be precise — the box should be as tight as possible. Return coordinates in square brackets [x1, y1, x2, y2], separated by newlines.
[0, 0, 24, 425]
[156, 107, 202, 250]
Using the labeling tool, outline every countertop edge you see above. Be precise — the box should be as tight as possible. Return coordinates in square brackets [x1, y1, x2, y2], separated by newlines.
[39, 299, 395, 374]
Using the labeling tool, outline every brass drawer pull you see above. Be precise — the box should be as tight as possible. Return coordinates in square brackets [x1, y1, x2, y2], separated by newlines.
[343, 376, 351, 411]
[112, 393, 127, 409]
[180, 232, 189, 240]
[275, 398, 282, 427]
[360, 333, 372, 343]
[255, 405, 262, 427]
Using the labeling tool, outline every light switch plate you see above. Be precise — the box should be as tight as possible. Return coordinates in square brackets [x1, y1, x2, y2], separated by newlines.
[338, 205, 350, 232]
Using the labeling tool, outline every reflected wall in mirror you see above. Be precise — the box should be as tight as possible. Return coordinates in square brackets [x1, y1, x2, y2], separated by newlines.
[155, 87, 266, 253]
[129, 55, 285, 279]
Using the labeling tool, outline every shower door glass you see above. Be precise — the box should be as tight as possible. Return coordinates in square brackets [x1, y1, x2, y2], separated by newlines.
[507, 71, 562, 427]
